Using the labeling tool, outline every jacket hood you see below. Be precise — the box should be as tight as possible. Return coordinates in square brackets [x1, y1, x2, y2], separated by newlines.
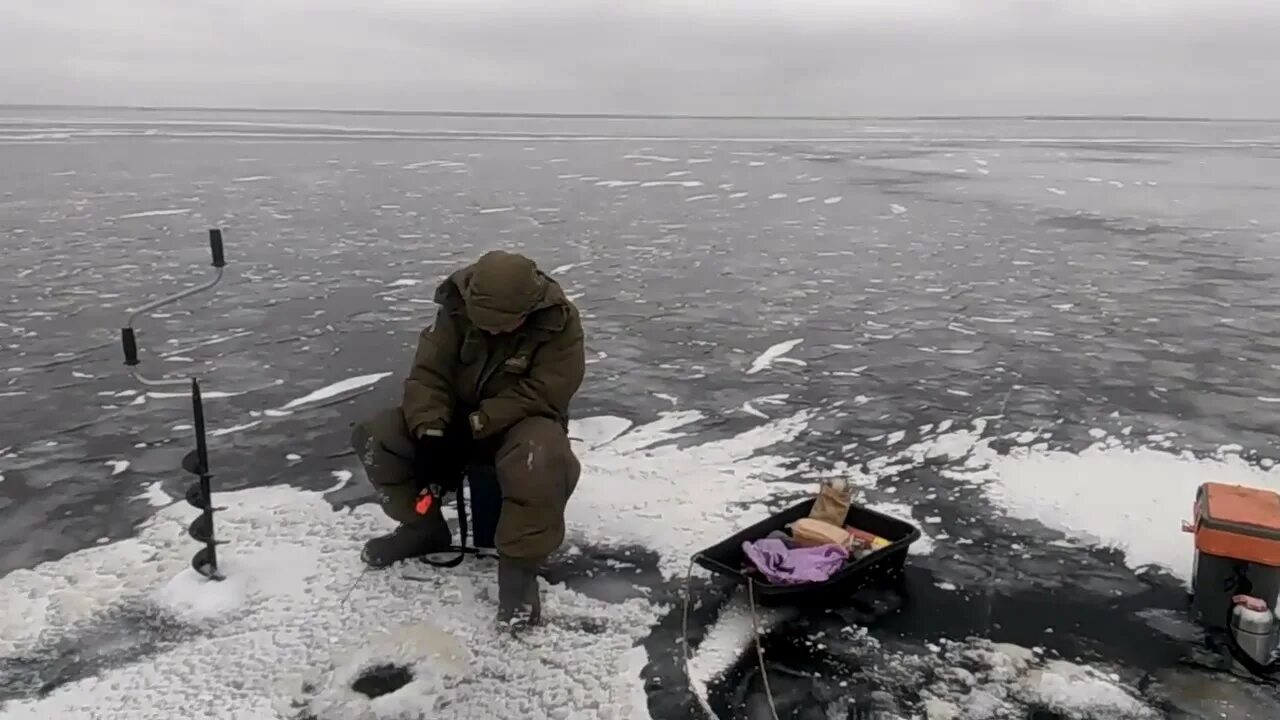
[436, 251, 569, 333]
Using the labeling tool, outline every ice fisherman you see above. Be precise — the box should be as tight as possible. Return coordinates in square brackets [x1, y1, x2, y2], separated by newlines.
[350, 250, 585, 629]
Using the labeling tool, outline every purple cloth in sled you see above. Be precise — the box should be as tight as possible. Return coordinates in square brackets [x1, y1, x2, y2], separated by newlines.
[741, 538, 849, 585]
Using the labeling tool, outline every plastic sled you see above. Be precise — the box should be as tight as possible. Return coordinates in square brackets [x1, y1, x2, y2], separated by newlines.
[693, 498, 922, 607]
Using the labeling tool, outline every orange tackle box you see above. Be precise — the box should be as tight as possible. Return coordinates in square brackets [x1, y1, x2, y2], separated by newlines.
[1184, 482, 1280, 629]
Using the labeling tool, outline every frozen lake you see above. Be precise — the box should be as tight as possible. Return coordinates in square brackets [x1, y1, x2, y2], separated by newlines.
[2, 107, 1280, 719]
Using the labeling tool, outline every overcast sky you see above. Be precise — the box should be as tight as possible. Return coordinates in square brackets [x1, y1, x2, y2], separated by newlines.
[2, 0, 1277, 117]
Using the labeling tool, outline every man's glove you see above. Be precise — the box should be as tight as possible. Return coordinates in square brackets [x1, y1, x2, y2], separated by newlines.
[413, 432, 457, 490]
[467, 411, 504, 464]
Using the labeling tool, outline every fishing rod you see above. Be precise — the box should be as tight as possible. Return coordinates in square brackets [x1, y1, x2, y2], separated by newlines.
[120, 228, 229, 581]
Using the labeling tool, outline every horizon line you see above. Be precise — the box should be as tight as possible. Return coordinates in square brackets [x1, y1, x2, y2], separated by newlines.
[1, 103, 1277, 123]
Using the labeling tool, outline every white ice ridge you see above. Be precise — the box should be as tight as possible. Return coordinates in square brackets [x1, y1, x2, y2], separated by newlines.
[746, 338, 804, 375]
[0, 410, 811, 719]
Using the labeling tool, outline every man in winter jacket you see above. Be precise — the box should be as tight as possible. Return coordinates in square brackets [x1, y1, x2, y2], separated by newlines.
[350, 250, 585, 629]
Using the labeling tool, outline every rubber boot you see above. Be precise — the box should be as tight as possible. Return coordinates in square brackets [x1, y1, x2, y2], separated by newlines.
[497, 558, 542, 631]
[361, 502, 452, 568]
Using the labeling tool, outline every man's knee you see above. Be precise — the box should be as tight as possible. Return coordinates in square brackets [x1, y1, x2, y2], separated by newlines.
[352, 407, 420, 524]
[496, 418, 578, 500]
[351, 407, 414, 460]
[493, 417, 580, 562]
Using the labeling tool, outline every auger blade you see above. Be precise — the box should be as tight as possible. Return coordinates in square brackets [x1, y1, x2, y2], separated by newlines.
[185, 482, 209, 510]
[191, 546, 221, 579]
[188, 513, 215, 543]
[182, 449, 206, 476]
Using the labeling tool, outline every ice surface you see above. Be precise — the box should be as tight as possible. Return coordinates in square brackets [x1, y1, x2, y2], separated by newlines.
[279, 372, 392, 410]
[0, 411, 810, 719]
[746, 339, 803, 375]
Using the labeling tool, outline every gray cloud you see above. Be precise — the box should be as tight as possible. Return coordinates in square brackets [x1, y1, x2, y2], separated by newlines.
[1, 0, 1277, 116]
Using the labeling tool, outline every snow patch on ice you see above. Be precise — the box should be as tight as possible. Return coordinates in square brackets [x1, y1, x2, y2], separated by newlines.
[279, 373, 392, 410]
[864, 501, 933, 555]
[146, 389, 248, 400]
[115, 208, 192, 220]
[134, 481, 171, 508]
[917, 641, 1158, 720]
[686, 596, 785, 691]
[640, 180, 703, 188]
[322, 470, 353, 494]
[624, 154, 679, 163]
[983, 443, 1280, 583]
[571, 415, 634, 449]
[211, 421, 262, 437]
[568, 411, 811, 576]
[746, 338, 804, 375]
[884, 423, 1280, 584]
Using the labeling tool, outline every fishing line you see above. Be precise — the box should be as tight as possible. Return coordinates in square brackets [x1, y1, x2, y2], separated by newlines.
[679, 557, 782, 720]
[746, 577, 781, 720]
[305, 564, 373, 698]
[680, 556, 722, 720]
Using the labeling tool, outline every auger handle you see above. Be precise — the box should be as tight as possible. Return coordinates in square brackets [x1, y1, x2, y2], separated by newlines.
[210, 228, 226, 269]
